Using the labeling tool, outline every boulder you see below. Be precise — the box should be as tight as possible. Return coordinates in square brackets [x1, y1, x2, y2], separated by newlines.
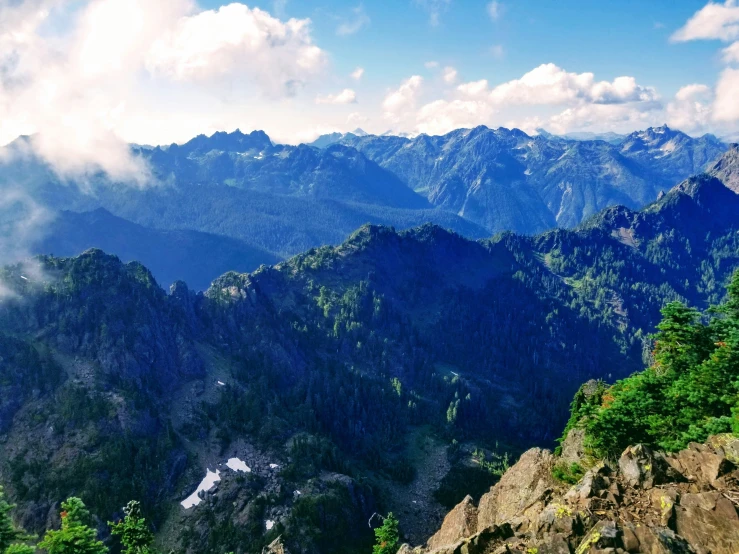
[560, 427, 587, 467]
[565, 464, 610, 504]
[618, 445, 673, 489]
[667, 442, 735, 489]
[673, 492, 739, 554]
[477, 448, 556, 529]
[621, 525, 694, 554]
[575, 520, 619, 553]
[427, 495, 478, 550]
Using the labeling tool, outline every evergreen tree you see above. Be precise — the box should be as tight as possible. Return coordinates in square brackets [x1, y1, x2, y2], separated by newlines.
[372, 513, 399, 554]
[39, 498, 107, 554]
[0, 487, 32, 554]
[109, 501, 155, 554]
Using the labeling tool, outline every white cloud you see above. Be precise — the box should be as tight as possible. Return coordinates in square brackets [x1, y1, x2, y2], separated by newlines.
[416, 99, 494, 135]
[723, 40, 739, 61]
[490, 44, 505, 59]
[316, 89, 357, 105]
[488, 64, 659, 106]
[486, 1, 503, 21]
[442, 66, 458, 84]
[667, 84, 713, 132]
[388, 64, 665, 136]
[672, 0, 739, 42]
[414, 0, 452, 26]
[336, 4, 370, 36]
[0, 0, 329, 182]
[147, 3, 326, 94]
[382, 75, 423, 121]
[713, 67, 739, 121]
[347, 112, 369, 125]
[351, 67, 365, 80]
[425, 61, 439, 69]
[0, 189, 54, 267]
[272, 0, 288, 19]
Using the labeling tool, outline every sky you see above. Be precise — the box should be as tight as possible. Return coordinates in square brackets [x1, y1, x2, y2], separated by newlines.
[1, 0, 739, 178]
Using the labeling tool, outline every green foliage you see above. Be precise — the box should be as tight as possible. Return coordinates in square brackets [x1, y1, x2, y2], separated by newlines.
[551, 462, 586, 485]
[109, 501, 155, 554]
[472, 448, 510, 477]
[38, 498, 108, 554]
[0, 487, 32, 554]
[576, 271, 739, 458]
[372, 513, 399, 554]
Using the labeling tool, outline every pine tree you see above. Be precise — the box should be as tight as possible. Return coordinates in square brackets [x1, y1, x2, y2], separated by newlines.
[109, 501, 155, 554]
[0, 487, 32, 554]
[39, 498, 107, 554]
[372, 513, 399, 554]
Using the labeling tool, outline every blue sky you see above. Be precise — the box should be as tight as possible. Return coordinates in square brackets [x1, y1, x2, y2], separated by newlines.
[1, 0, 738, 155]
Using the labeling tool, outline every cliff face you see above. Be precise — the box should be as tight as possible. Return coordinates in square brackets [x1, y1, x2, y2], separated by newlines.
[401, 435, 739, 554]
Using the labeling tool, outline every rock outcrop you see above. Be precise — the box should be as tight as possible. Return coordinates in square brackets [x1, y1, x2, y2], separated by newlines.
[399, 435, 739, 554]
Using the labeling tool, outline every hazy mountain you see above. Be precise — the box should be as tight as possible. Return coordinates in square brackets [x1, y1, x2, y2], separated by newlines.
[308, 128, 369, 148]
[342, 125, 727, 232]
[34, 208, 280, 290]
[708, 142, 739, 192]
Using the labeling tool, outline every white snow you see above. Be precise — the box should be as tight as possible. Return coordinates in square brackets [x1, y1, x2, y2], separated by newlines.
[266, 520, 275, 530]
[269, 463, 279, 469]
[20, 276, 28, 281]
[181, 469, 221, 509]
[294, 490, 301, 495]
[226, 457, 251, 473]
[217, 381, 225, 386]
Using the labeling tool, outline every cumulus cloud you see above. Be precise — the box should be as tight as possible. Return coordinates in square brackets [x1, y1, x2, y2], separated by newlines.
[382, 76, 423, 120]
[390, 63, 663, 136]
[425, 61, 440, 69]
[414, 0, 452, 26]
[336, 4, 370, 36]
[671, 0, 739, 42]
[488, 64, 659, 106]
[723, 40, 739, 62]
[316, 89, 357, 105]
[666, 84, 713, 132]
[0, 0, 328, 183]
[713, 67, 739, 121]
[416, 99, 494, 135]
[147, 3, 326, 93]
[442, 66, 458, 84]
[348, 112, 369, 124]
[351, 67, 365, 80]
[486, 1, 503, 21]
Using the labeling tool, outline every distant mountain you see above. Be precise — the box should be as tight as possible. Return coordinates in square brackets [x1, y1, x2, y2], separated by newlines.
[708, 143, 739, 193]
[562, 130, 626, 143]
[309, 128, 368, 148]
[34, 208, 279, 290]
[342, 125, 727, 232]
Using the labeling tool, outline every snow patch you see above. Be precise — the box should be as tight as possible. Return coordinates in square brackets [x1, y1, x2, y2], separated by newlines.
[20, 276, 28, 281]
[269, 463, 279, 469]
[217, 381, 225, 386]
[226, 457, 251, 473]
[181, 469, 221, 509]
[266, 520, 275, 530]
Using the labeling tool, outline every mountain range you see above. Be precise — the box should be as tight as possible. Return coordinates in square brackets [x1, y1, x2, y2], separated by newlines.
[0, 126, 729, 292]
[0, 144, 738, 553]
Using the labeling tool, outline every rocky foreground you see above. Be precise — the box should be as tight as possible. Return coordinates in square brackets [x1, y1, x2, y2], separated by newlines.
[399, 435, 739, 554]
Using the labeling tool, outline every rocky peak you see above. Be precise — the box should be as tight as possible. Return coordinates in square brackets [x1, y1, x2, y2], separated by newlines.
[400, 435, 739, 554]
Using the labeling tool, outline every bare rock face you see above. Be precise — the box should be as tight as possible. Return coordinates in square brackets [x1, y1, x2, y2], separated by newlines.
[559, 427, 587, 467]
[477, 448, 556, 529]
[426, 495, 478, 550]
[402, 437, 739, 554]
